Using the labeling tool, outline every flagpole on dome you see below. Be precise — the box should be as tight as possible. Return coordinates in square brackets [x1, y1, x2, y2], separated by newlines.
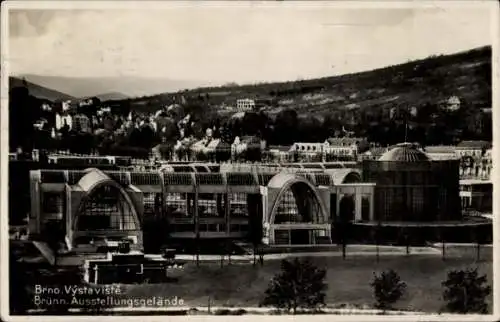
[404, 108, 409, 144]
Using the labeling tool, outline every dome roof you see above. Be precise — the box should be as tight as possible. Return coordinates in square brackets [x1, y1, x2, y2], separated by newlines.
[378, 142, 430, 162]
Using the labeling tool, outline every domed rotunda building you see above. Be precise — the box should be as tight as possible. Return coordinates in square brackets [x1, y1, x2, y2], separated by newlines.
[362, 142, 461, 223]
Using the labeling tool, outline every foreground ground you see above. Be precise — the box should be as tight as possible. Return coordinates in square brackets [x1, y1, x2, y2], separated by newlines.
[121, 247, 493, 313]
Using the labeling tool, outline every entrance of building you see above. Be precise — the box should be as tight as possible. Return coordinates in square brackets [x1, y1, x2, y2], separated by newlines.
[273, 228, 330, 245]
[290, 229, 310, 245]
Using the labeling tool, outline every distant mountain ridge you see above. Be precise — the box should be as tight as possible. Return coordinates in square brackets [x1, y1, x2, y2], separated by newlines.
[13, 46, 491, 115]
[18, 74, 216, 98]
[92, 92, 129, 101]
[9, 76, 74, 101]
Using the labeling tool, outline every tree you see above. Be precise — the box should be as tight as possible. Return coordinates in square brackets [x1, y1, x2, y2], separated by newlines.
[9, 85, 40, 153]
[260, 258, 327, 314]
[442, 268, 491, 314]
[370, 269, 407, 311]
[273, 109, 298, 145]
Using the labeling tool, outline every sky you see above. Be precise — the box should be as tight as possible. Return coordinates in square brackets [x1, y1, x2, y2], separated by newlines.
[6, 1, 496, 84]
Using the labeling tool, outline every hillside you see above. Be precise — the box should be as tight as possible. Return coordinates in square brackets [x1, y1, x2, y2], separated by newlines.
[118, 46, 491, 117]
[93, 92, 129, 101]
[19, 74, 215, 98]
[9, 76, 74, 101]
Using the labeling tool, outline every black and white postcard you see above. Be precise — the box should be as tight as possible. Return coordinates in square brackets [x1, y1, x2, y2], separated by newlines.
[1, 1, 498, 321]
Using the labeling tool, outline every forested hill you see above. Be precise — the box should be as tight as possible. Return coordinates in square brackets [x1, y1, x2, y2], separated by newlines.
[113, 46, 491, 118]
[9, 76, 74, 101]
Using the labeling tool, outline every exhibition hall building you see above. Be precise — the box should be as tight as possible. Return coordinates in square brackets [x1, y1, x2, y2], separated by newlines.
[27, 143, 490, 254]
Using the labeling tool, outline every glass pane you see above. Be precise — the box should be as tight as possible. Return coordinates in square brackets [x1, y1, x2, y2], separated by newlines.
[77, 185, 137, 231]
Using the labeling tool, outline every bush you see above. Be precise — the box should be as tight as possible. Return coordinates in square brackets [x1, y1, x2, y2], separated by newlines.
[213, 309, 231, 315]
[442, 267, 491, 314]
[260, 258, 327, 314]
[231, 308, 247, 315]
[370, 269, 407, 311]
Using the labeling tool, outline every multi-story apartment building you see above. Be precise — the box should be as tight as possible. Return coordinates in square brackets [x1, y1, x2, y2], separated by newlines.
[236, 99, 256, 112]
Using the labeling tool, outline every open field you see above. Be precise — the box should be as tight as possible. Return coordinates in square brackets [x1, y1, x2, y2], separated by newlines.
[121, 248, 493, 313]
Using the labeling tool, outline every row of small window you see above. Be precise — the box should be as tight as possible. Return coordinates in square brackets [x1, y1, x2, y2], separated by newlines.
[42, 192, 252, 216]
[170, 223, 249, 233]
[295, 145, 323, 152]
[294, 146, 355, 153]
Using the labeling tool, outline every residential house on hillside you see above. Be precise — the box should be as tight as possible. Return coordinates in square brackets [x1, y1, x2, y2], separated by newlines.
[327, 137, 370, 152]
[265, 145, 292, 162]
[442, 96, 461, 111]
[289, 142, 324, 162]
[72, 114, 91, 133]
[55, 112, 73, 131]
[236, 98, 256, 112]
[456, 140, 491, 158]
[236, 97, 274, 112]
[325, 137, 369, 161]
[191, 137, 221, 161]
[231, 136, 265, 161]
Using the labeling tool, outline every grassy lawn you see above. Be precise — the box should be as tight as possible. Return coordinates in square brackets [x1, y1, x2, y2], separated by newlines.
[121, 248, 493, 313]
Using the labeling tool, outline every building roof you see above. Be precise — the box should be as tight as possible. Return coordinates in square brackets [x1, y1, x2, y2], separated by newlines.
[328, 168, 362, 185]
[34, 167, 366, 189]
[424, 145, 457, 154]
[456, 140, 492, 149]
[239, 136, 261, 145]
[428, 154, 459, 161]
[268, 145, 291, 152]
[459, 179, 492, 185]
[327, 137, 367, 146]
[77, 168, 112, 192]
[364, 147, 389, 157]
[378, 143, 430, 162]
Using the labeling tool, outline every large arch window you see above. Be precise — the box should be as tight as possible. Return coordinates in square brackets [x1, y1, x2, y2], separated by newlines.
[273, 183, 321, 224]
[76, 185, 137, 231]
[342, 172, 361, 184]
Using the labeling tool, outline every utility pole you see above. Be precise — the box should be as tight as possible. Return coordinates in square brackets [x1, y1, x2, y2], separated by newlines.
[404, 120, 408, 143]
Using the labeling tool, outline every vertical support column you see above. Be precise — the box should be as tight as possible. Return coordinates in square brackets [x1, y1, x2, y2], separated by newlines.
[30, 175, 41, 234]
[336, 192, 341, 222]
[225, 193, 230, 234]
[355, 191, 362, 221]
[260, 186, 270, 245]
[194, 189, 199, 237]
[369, 191, 375, 221]
[94, 265, 99, 284]
[65, 186, 72, 250]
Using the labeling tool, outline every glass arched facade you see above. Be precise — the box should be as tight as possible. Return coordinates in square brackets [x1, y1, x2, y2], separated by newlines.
[76, 185, 138, 231]
[274, 185, 321, 224]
